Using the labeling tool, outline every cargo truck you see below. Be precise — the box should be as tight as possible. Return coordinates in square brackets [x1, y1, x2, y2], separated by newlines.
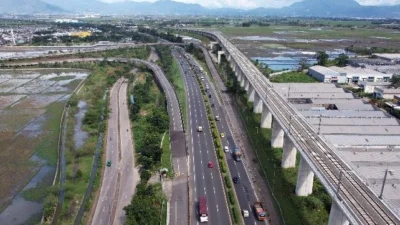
[199, 196, 208, 222]
[233, 147, 242, 162]
[254, 202, 266, 221]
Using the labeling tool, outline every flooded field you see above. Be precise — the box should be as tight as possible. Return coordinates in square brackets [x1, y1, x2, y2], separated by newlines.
[0, 69, 89, 224]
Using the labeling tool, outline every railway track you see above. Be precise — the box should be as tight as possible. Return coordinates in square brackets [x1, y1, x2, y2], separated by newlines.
[209, 32, 400, 225]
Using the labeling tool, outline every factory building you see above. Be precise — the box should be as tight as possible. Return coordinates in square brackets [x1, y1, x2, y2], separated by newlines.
[308, 66, 392, 84]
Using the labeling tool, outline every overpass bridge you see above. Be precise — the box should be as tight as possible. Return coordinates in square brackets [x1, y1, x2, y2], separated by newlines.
[178, 29, 400, 225]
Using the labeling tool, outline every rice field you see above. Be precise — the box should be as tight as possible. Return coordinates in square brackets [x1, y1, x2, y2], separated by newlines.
[0, 69, 89, 212]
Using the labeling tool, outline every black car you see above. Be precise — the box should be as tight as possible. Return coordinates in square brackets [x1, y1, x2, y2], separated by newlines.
[233, 176, 239, 184]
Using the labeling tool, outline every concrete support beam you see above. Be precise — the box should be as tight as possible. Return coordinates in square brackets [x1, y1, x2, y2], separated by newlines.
[240, 76, 246, 88]
[217, 51, 225, 64]
[248, 86, 255, 102]
[328, 200, 350, 225]
[260, 105, 272, 128]
[282, 135, 297, 168]
[244, 78, 250, 92]
[253, 93, 263, 114]
[209, 41, 218, 50]
[295, 156, 315, 196]
[271, 118, 284, 148]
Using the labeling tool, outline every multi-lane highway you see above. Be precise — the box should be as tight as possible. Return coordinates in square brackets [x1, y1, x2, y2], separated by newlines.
[199, 45, 281, 225]
[183, 50, 267, 225]
[174, 49, 231, 225]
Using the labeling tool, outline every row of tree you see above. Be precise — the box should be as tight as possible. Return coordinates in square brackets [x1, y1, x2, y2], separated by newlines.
[138, 27, 183, 43]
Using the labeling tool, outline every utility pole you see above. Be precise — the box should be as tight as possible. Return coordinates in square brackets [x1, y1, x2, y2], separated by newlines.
[379, 169, 394, 199]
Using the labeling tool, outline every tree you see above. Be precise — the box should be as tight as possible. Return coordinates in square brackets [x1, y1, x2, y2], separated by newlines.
[298, 58, 310, 71]
[316, 51, 329, 66]
[390, 74, 400, 89]
[336, 54, 349, 67]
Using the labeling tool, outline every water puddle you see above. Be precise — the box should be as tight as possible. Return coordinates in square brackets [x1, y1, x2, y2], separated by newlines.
[74, 101, 88, 150]
[0, 154, 54, 225]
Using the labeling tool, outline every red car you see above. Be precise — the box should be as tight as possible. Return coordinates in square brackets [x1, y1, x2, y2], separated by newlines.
[208, 161, 214, 168]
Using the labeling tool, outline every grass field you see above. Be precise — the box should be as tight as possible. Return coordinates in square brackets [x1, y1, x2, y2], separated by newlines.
[171, 59, 187, 128]
[161, 132, 173, 178]
[269, 72, 319, 83]
[219, 26, 400, 41]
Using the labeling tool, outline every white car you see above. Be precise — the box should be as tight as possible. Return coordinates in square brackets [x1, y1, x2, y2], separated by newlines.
[224, 146, 229, 152]
[198, 126, 203, 132]
[242, 209, 249, 218]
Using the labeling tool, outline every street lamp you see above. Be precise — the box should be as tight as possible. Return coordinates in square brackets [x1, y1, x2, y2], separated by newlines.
[255, 127, 259, 134]
[379, 169, 395, 199]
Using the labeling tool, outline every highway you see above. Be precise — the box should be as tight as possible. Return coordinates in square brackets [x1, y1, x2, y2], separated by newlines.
[183, 49, 267, 225]
[199, 45, 281, 225]
[186, 29, 400, 225]
[174, 49, 231, 225]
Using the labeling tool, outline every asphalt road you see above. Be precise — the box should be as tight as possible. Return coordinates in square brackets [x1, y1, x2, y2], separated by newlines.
[113, 79, 139, 225]
[199, 46, 281, 225]
[92, 79, 124, 225]
[185, 50, 267, 225]
[174, 49, 231, 225]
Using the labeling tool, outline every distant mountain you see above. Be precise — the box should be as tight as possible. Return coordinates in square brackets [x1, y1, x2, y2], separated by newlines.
[247, 0, 400, 17]
[6, 0, 400, 18]
[0, 0, 64, 14]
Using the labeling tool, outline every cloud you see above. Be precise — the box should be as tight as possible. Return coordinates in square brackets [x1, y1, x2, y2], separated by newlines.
[101, 0, 400, 9]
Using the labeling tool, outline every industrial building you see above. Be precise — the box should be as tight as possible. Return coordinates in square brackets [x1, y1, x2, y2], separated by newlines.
[308, 65, 392, 83]
[275, 83, 400, 215]
[358, 81, 391, 93]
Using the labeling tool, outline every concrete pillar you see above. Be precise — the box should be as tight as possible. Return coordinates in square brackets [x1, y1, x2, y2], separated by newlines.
[244, 78, 250, 92]
[240, 76, 245, 88]
[271, 118, 284, 148]
[232, 63, 236, 72]
[260, 105, 272, 128]
[295, 156, 314, 196]
[282, 135, 297, 168]
[253, 93, 263, 114]
[248, 86, 255, 103]
[227, 54, 232, 62]
[328, 200, 350, 225]
[237, 71, 243, 83]
[217, 51, 225, 64]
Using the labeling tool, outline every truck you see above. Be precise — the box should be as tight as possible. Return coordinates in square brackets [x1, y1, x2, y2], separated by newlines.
[233, 147, 242, 162]
[254, 202, 266, 221]
[199, 196, 208, 222]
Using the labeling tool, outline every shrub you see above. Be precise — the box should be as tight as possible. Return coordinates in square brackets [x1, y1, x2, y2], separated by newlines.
[228, 189, 235, 205]
[225, 175, 232, 189]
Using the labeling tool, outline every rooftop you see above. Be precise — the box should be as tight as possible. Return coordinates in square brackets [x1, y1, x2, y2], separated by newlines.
[330, 66, 390, 77]
[375, 53, 400, 60]
[375, 87, 400, 94]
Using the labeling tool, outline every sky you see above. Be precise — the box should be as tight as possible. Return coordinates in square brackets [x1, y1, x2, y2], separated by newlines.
[102, 0, 400, 9]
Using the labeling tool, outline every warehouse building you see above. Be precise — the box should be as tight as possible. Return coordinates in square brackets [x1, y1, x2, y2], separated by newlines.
[308, 66, 392, 84]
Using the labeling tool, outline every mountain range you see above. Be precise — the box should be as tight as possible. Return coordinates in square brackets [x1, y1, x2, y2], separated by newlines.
[1, 0, 400, 18]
